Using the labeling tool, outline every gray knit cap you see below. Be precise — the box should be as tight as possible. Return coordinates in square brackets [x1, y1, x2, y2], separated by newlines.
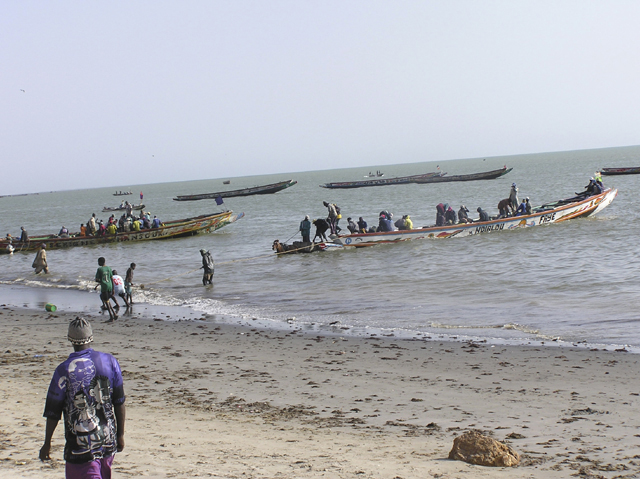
[68, 317, 93, 345]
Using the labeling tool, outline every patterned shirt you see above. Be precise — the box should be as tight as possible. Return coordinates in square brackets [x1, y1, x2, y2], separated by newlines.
[43, 349, 125, 464]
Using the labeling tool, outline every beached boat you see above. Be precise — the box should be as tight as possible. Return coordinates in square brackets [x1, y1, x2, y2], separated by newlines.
[413, 166, 513, 183]
[329, 188, 617, 248]
[320, 171, 443, 189]
[173, 179, 297, 201]
[102, 203, 145, 212]
[1, 211, 243, 254]
[600, 167, 640, 175]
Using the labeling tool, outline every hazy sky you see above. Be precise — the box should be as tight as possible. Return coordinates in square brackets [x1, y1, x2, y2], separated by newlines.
[2, 1, 639, 194]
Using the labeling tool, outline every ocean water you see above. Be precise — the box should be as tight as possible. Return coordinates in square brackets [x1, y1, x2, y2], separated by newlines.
[1, 146, 639, 351]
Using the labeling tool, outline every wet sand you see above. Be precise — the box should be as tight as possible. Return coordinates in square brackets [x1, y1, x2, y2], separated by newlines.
[1, 307, 639, 478]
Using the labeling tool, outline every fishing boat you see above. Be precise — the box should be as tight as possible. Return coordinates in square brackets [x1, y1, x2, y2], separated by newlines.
[102, 203, 145, 212]
[320, 171, 443, 189]
[413, 166, 513, 184]
[173, 179, 297, 201]
[600, 167, 640, 175]
[272, 239, 342, 254]
[113, 191, 133, 196]
[329, 188, 617, 248]
[1, 211, 243, 254]
[223, 180, 231, 184]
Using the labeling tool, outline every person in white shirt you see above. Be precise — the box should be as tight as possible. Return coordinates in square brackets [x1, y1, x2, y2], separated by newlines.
[111, 270, 130, 308]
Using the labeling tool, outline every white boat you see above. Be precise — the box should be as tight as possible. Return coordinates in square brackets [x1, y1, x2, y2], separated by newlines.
[331, 189, 617, 248]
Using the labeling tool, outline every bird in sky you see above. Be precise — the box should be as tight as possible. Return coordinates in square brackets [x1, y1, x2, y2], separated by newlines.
[20, 89, 25, 92]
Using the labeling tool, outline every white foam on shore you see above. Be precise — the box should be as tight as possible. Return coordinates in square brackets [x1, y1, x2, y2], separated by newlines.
[0, 281, 638, 354]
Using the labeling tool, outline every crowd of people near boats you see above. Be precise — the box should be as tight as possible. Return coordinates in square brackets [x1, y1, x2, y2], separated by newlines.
[81, 210, 162, 237]
[299, 174, 606, 242]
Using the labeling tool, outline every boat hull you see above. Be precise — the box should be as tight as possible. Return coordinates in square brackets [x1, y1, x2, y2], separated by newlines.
[331, 189, 617, 248]
[320, 172, 442, 189]
[601, 167, 640, 175]
[1, 211, 243, 253]
[413, 167, 512, 183]
[102, 204, 145, 212]
[174, 180, 297, 201]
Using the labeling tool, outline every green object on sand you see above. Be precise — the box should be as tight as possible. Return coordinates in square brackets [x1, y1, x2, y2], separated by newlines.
[45, 303, 57, 312]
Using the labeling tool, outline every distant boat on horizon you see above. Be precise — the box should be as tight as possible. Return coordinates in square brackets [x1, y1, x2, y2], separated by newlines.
[173, 179, 297, 201]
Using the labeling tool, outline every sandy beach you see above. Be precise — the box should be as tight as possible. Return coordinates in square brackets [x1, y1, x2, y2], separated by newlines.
[1, 307, 639, 478]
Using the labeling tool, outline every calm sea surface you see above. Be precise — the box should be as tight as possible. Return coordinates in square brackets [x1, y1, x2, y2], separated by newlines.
[1, 146, 639, 351]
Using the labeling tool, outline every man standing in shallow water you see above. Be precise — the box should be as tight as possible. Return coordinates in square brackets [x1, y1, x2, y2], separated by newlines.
[125, 263, 136, 305]
[200, 249, 214, 285]
[40, 317, 126, 478]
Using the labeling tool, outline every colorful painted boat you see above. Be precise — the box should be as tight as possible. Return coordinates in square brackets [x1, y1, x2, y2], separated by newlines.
[113, 191, 133, 196]
[174, 179, 297, 201]
[1, 211, 244, 253]
[600, 167, 640, 175]
[102, 203, 145, 212]
[413, 166, 512, 183]
[320, 171, 443, 189]
[330, 188, 617, 248]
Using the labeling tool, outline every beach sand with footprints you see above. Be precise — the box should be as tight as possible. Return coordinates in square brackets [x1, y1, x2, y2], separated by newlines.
[1, 307, 639, 478]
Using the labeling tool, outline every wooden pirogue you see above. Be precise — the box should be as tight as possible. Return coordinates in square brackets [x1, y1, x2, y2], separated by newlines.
[600, 167, 640, 175]
[319, 171, 443, 189]
[412, 166, 513, 183]
[331, 188, 616, 248]
[173, 180, 297, 201]
[102, 203, 145, 212]
[1, 211, 243, 253]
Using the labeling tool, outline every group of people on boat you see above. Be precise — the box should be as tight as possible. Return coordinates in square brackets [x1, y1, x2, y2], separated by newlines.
[296, 176, 607, 243]
[80, 211, 162, 237]
[579, 172, 604, 197]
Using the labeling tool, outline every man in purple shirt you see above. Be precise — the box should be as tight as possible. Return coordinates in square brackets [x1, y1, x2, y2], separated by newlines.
[40, 317, 126, 478]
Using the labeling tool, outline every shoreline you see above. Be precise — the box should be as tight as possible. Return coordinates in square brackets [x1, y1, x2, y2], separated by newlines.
[1, 307, 639, 478]
[0, 282, 638, 354]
